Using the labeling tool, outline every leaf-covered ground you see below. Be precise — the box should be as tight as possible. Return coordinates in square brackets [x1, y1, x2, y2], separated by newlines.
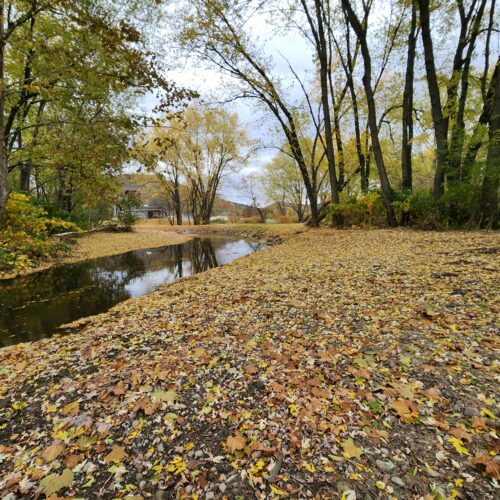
[0, 229, 498, 499]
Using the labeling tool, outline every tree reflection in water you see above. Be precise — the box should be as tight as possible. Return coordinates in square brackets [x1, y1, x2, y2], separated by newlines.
[0, 236, 265, 347]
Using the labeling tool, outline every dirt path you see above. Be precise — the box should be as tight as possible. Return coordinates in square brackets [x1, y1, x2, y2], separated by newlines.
[0, 229, 498, 498]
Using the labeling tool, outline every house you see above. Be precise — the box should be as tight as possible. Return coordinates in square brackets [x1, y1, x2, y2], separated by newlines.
[131, 205, 168, 219]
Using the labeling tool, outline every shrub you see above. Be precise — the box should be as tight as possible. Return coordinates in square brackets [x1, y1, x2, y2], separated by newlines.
[238, 216, 260, 224]
[0, 193, 80, 275]
[328, 191, 386, 227]
[116, 192, 140, 231]
[275, 215, 297, 224]
[392, 189, 442, 229]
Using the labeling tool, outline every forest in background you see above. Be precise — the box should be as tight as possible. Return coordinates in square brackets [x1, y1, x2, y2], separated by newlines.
[0, 0, 498, 252]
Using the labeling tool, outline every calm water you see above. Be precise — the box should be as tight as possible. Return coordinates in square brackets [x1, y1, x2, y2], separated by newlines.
[0, 236, 266, 347]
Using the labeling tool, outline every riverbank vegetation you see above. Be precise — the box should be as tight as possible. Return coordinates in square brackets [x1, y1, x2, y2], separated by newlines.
[1, 229, 498, 498]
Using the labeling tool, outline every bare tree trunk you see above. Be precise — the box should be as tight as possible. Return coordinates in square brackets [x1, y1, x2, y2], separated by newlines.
[418, 0, 449, 200]
[402, 2, 417, 193]
[480, 61, 499, 228]
[0, 0, 8, 225]
[342, 0, 396, 226]
[173, 173, 182, 225]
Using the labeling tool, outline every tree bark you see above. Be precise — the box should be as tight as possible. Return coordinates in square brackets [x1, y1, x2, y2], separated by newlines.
[480, 60, 499, 228]
[401, 2, 417, 192]
[0, 0, 8, 225]
[418, 0, 449, 199]
[342, 0, 396, 226]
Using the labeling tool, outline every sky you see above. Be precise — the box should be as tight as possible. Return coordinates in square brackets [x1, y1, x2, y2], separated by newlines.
[141, 5, 316, 205]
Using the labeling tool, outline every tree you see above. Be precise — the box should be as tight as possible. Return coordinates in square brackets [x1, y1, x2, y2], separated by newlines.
[341, 0, 397, 226]
[144, 106, 248, 225]
[264, 149, 309, 222]
[239, 172, 268, 223]
[175, 0, 330, 226]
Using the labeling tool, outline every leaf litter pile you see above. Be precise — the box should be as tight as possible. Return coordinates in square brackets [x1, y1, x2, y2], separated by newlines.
[0, 229, 499, 499]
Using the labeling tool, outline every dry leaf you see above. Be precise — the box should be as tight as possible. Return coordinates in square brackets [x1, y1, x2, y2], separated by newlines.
[226, 433, 246, 453]
[41, 440, 66, 462]
[104, 445, 126, 463]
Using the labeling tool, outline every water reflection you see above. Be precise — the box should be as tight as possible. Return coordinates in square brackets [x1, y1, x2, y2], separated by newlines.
[0, 236, 265, 347]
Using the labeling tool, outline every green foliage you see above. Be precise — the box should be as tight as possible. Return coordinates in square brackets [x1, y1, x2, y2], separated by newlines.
[116, 192, 140, 231]
[0, 193, 80, 275]
[392, 190, 441, 229]
[328, 191, 386, 227]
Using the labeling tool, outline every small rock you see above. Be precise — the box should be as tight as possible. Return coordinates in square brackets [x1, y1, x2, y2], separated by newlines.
[187, 450, 194, 458]
[219, 484, 227, 493]
[492, 455, 500, 464]
[205, 492, 215, 500]
[185, 485, 193, 494]
[376, 459, 396, 472]
[380, 448, 390, 456]
[194, 450, 203, 458]
[135, 473, 143, 482]
[391, 476, 405, 487]
[464, 407, 480, 417]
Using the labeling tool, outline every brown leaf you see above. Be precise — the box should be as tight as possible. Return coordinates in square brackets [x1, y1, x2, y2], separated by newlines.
[61, 401, 80, 416]
[112, 380, 126, 395]
[226, 433, 246, 453]
[470, 454, 500, 480]
[245, 365, 259, 375]
[42, 440, 66, 462]
[392, 399, 419, 422]
[450, 427, 473, 443]
[104, 445, 126, 463]
[64, 454, 83, 468]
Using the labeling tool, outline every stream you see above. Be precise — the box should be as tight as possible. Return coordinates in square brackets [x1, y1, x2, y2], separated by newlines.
[0, 235, 266, 347]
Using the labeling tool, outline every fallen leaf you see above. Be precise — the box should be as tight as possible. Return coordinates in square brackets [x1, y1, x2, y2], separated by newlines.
[150, 390, 178, 402]
[392, 399, 419, 422]
[104, 445, 126, 463]
[470, 454, 500, 479]
[448, 437, 470, 455]
[41, 440, 66, 462]
[341, 438, 363, 459]
[39, 468, 74, 496]
[226, 433, 246, 453]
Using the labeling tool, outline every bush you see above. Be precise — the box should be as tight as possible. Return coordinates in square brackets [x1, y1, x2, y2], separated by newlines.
[237, 216, 261, 224]
[275, 215, 297, 224]
[393, 189, 442, 229]
[116, 192, 140, 231]
[0, 193, 80, 275]
[328, 191, 386, 227]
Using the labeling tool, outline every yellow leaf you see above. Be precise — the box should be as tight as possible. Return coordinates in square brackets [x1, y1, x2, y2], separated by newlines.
[40, 468, 74, 496]
[302, 460, 315, 473]
[342, 439, 363, 459]
[270, 484, 287, 497]
[481, 407, 495, 419]
[375, 481, 385, 490]
[448, 437, 470, 456]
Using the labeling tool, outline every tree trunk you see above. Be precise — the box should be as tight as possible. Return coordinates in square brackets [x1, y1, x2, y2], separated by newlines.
[418, 0, 449, 200]
[342, 0, 396, 226]
[174, 176, 182, 225]
[480, 61, 499, 228]
[402, 2, 417, 192]
[0, 0, 8, 225]
[312, 0, 339, 207]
